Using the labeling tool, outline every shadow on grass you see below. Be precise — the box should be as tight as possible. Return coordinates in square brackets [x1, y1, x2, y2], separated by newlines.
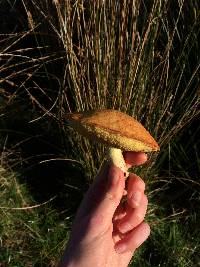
[0, 109, 89, 218]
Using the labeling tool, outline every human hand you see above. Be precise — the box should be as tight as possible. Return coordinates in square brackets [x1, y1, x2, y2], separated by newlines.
[59, 152, 150, 267]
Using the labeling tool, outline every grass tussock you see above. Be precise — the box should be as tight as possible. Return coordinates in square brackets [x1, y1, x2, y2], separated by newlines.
[0, 0, 200, 266]
[3, 0, 198, 177]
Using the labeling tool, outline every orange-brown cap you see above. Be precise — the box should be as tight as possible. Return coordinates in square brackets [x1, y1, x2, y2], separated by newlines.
[65, 109, 160, 152]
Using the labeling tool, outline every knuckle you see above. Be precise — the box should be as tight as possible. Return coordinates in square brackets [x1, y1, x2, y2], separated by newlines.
[89, 214, 104, 227]
[105, 192, 118, 203]
[129, 174, 145, 191]
[143, 194, 148, 206]
[136, 177, 145, 191]
[135, 212, 144, 223]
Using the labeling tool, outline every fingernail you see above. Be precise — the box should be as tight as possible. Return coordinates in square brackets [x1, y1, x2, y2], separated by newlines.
[130, 190, 142, 206]
[115, 243, 127, 253]
[118, 222, 132, 234]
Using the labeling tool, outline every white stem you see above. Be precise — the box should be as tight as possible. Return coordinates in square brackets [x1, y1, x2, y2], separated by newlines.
[107, 147, 129, 178]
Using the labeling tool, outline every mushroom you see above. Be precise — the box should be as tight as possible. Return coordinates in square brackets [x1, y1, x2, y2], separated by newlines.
[65, 109, 160, 177]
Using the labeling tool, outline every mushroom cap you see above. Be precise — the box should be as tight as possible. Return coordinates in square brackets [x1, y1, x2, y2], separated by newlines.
[65, 109, 160, 152]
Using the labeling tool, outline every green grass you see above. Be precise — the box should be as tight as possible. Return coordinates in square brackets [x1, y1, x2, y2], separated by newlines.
[0, 0, 200, 266]
[0, 166, 70, 266]
[0, 138, 199, 266]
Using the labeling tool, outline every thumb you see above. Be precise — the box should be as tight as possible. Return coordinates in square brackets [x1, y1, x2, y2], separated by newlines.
[69, 165, 125, 248]
[86, 164, 125, 229]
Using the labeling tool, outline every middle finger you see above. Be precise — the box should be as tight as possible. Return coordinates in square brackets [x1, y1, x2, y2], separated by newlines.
[117, 194, 148, 234]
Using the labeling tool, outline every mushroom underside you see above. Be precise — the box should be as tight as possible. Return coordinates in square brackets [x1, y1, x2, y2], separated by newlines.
[72, 123, 157, 152]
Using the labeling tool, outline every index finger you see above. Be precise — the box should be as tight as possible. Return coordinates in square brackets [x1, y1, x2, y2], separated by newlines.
[123, 152, 147, 168]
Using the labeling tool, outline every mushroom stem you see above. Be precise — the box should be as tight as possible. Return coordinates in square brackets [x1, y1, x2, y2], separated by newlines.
[107, 147, 129, 178]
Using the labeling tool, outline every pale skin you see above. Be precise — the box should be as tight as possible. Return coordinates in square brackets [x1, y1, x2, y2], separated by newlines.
[59, 152, 150, 267]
